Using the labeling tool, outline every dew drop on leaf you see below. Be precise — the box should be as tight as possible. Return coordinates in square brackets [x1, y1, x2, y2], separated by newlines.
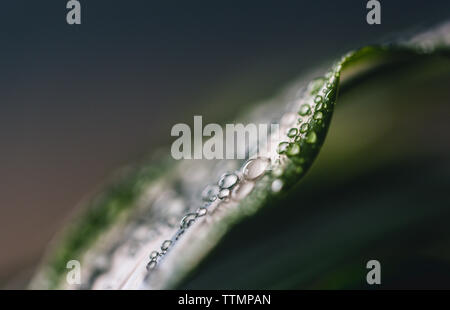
[287, 128, 298, 138]
[243, 157, 270, 180]
[146, 260, 157, 271]
[196, 207, 207, 217]
[306, 131, 317, 144]
[277, 142, 289, 154]
[161, 240, 172, 251]
[218, 188, 231, 200]
[287, 143, 301, 156]
[180, 213, 197, 229]
[298, 104, 311, 116]
[313, 111, 323, 120]
[218, 173, 239, 189]
[300, 123, 309, 133]
[149, 251, 159, 260]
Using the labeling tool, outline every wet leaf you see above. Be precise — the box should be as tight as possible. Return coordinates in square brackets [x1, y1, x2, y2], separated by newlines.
[30, 22, 450, 289]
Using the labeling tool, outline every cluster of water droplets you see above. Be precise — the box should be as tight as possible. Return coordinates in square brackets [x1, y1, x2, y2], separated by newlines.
[270, 60, 343, 194]
[143, 58, 346, 279]
[145, 156, 271, 274]
[33, 23, 450, 289]
[73, 56, 346, 290]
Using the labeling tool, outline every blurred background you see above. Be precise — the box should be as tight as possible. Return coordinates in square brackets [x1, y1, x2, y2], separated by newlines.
[0, 1, 449, 288]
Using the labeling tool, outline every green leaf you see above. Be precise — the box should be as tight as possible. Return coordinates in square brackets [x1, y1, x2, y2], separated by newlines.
[30, 22, 450, 290]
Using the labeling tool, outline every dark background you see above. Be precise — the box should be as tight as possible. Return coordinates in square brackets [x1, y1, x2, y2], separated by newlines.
[0, 0, 449, 287]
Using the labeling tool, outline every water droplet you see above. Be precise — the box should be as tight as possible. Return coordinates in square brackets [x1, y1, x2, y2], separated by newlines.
[196, 207, 207, 217]
[218, 173, 239, 189]
[306, 131, 317, 144]
[287, 128, 298, 138]
[146, 260, 157, 271]
[300, 123, 309, 133]
[218, 188, 231, 200]
[277, 142, 289, 154]
[243, 157, 270, 180]
[161, 240, 172, 251]
[287, 143, 301, 156]
[149, 251, 159, 260]
[294, 135, 301, 142]
[313, 111, 323, 120]
[180, 213, 197, 229]
[298, 104, 311, 116]
[271, 179, 283, 193]
[201, 185, 219, 202]
[314, 95, 323, 104]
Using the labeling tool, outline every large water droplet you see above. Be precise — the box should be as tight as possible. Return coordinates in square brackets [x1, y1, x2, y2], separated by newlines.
[243, 157, 270, 180]
[218, 173, 239, 189]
